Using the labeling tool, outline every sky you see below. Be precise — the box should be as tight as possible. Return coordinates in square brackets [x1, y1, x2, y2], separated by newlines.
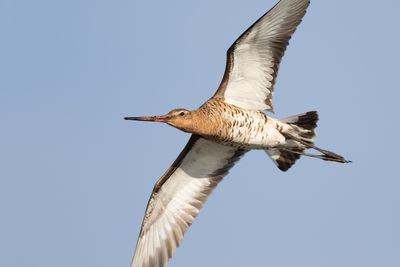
[1, 0, 399, 266]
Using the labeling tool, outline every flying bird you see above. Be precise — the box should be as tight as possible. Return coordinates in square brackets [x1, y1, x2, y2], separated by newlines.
[125, 0, 350, 266]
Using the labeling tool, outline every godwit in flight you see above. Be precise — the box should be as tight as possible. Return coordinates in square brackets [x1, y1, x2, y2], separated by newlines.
[125, 0, 350, 266]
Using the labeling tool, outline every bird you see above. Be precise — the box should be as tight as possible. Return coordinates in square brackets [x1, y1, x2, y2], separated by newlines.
[125, 0, 350, 266]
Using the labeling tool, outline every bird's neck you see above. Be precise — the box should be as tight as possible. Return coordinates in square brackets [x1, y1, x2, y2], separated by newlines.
[188, 99, 232, 140]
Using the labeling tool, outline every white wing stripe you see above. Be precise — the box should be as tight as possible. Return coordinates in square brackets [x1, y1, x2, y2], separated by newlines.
[215, 0, 310, 111]
[131, 136, 246, 267]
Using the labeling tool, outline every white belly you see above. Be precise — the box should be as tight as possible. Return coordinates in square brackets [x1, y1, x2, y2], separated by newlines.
[224, 111, 286, 149]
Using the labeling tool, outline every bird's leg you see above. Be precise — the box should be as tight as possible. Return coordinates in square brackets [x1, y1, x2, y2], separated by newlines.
[280, 148, 350, 163]
[281, 132, 351, 163]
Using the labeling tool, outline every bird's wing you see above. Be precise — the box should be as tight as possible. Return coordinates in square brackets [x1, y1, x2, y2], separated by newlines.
[131, 135, 247, 267]
[213, 0, 310, 112]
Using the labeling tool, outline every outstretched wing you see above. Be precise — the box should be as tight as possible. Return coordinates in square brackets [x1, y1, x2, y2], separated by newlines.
[213, 0, 310, 112]
[131, 135, 247, 267]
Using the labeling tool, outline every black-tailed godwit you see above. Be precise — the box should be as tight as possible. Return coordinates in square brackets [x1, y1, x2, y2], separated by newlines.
[125, 0, 350, 266]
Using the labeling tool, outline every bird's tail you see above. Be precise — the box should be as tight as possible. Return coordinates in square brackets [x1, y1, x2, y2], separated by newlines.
[266, 111, 350, 171]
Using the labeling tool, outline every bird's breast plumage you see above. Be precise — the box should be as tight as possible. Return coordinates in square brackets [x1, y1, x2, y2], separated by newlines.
[195, 98, 285, 149]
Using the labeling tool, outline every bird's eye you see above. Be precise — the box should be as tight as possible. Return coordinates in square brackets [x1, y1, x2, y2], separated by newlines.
[179, 112, 185, 116]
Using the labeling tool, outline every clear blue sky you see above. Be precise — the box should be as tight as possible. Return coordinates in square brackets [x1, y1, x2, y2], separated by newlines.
[1, 0, 399, 266]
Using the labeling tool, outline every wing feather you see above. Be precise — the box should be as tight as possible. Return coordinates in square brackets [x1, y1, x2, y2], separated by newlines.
[131, 135, 246, 267]
[214, 0, 310, 111]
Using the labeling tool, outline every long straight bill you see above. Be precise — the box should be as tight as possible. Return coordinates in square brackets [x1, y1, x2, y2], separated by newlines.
[124, 115, 169, 122]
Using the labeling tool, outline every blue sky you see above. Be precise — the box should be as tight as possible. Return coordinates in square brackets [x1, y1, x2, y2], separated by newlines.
[1, 0, 399, 266]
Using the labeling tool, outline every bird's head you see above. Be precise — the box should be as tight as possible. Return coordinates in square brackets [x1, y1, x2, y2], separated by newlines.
[125, 108, 196, 133]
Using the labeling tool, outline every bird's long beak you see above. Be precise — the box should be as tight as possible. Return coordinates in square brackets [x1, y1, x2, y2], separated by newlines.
[124, 115, 169, 123]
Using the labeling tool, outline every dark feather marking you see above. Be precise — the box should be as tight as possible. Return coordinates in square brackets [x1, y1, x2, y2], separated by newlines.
[139, 135, 200, 236]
